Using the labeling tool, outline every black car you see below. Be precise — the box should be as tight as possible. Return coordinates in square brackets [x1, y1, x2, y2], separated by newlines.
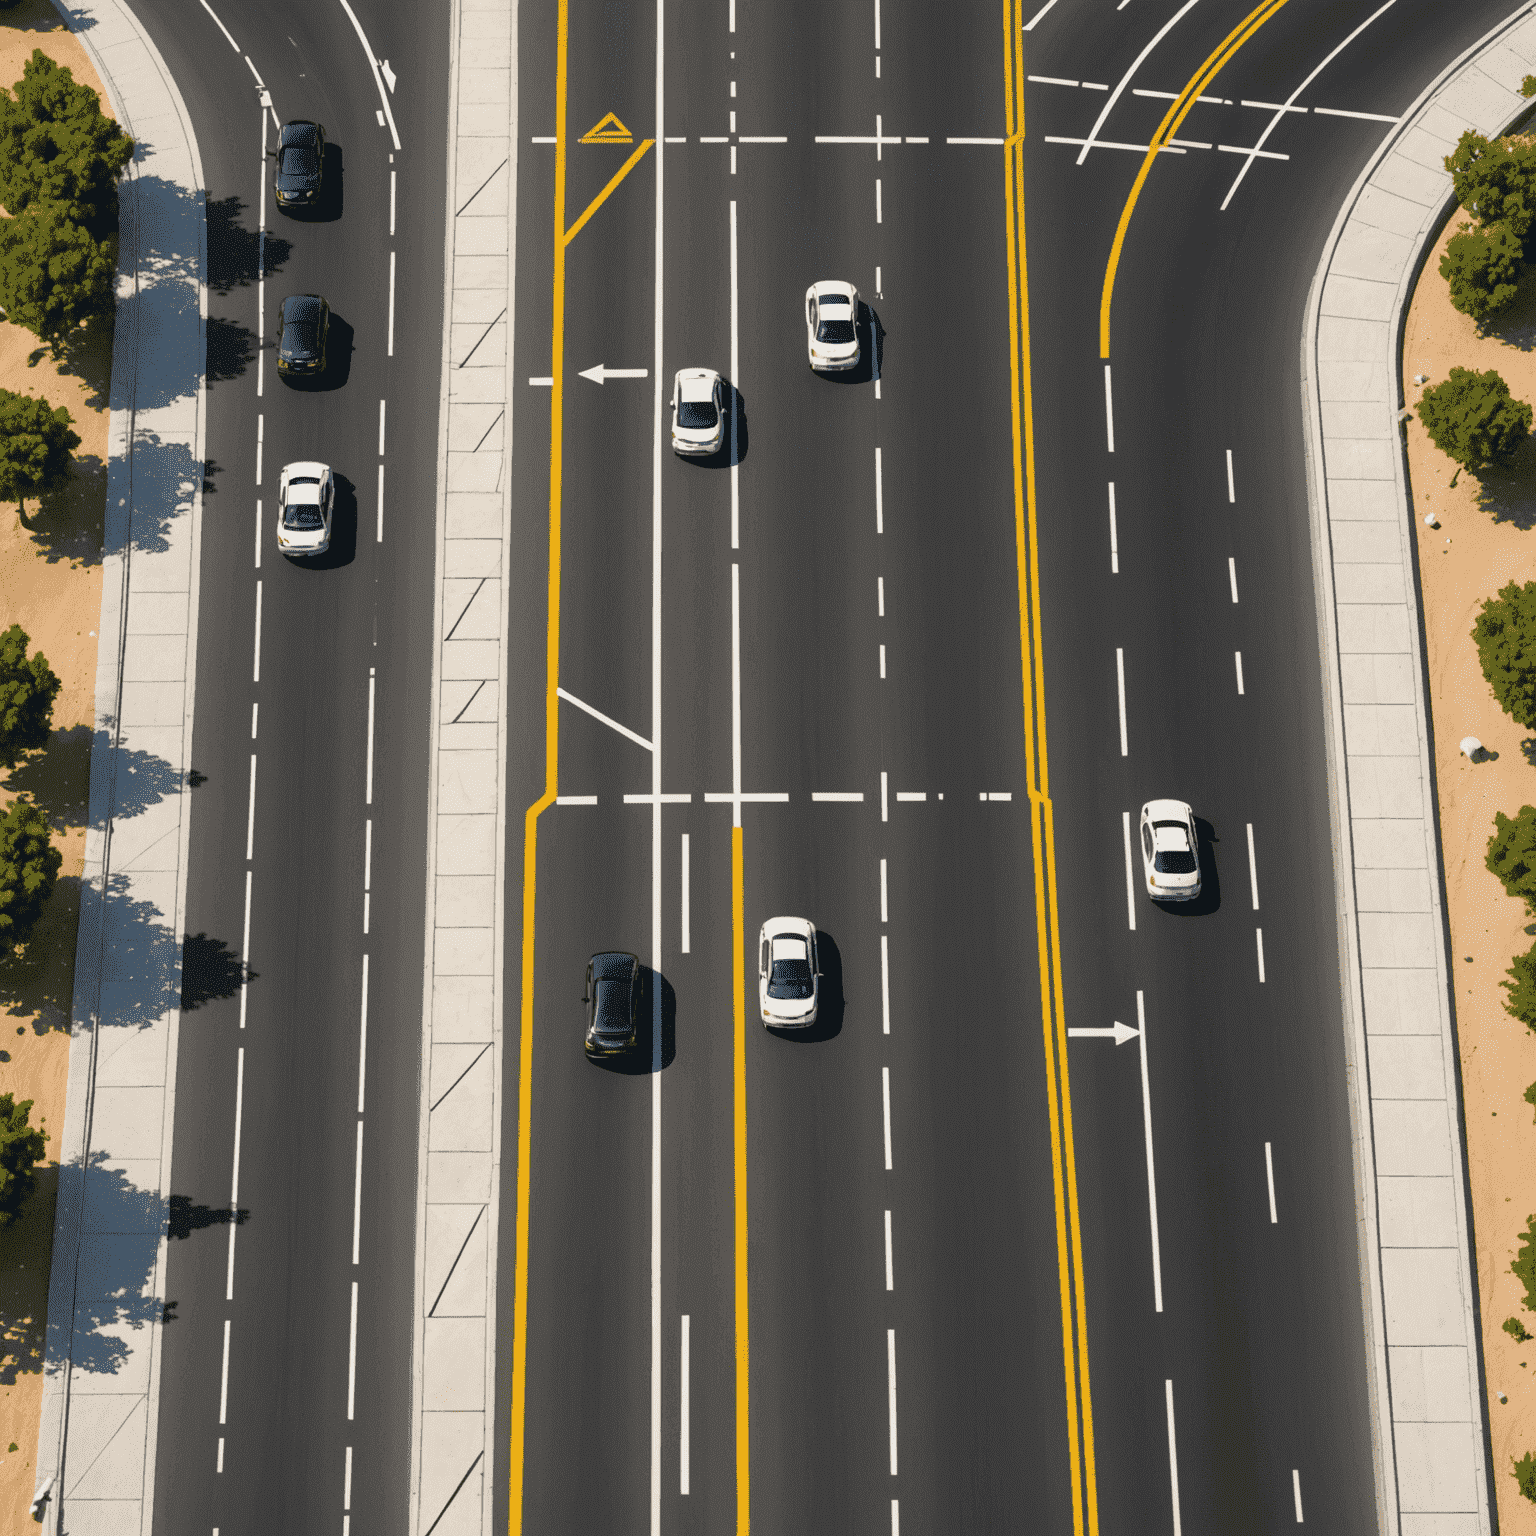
[583, 951, 640, 1058]
[276, 294, 329, 378]
[274, 120, 325, 209]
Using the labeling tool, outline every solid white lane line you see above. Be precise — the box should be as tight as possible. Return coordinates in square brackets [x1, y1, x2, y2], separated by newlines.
[1029, 74, 1080, 86]
[730, 200, 739, 548]
[351, 1120, 364, 1263]
[881, 935, 891, 1035]
[1103, 364, 1114, 452]
[1122, 812, 1137, 930]
[1241, 98, 1304, 112]
[884, 1209, 894, 1289]
[879, 644, 887, 679]
[652, 55, 666, 1536]
[680, 833, 690, 953]
[347, 1281, 358, 1419]
[680, 1315, 690, 1495]
[882, 1067, 893, 1168]
[376, 464, 385, 543]
[199, 0, 240, 49]
[880, 859, 888, 922]
[387, 251, 396, 356]
[255, 413, 263, 485]
[239, 870, 252, 1030]
[1265, 1141, 1278, 1223]
[1235, 651, 1245, 695]
[1228, 556, 1239, 603]
[219, 1319, 232, 1424]
[336, 0, 401, 148]
[887, 1329, 899, 1473]
[226, 1046, 245, 1299]
[1108, 482, 1118, 573]
[252, 581, 262, 684]
[1246, 822, 1259, 909]
[1116, 649, 1128, 756]
[731, 565, 742, 823]
[1166, 1380, 1183, 1536]
[1138, 991, 1164, 1312]
[1313, 105, 1398, 122]
[881, 771, 889, 823]
[366, 674, 376, 803]
[378, 399, 387, 456]
[344, 1445, 353, 1508]
[251, 702, 258, 740]
[876, 178, 882, 222]
[389, 171, 396, 236]
[1256, 928, 1266, 983]
[1226, 447, 1235, 503]
[357, 955, 370, 1114]
[1023, 0, 1060, 28]
[877, 576, 885, 617]
[875, 447, 884, 533]
[1078, 0, 1202, 164]
[245, 755, 257, 860]
[1292, 1468, 1303, 1521]
[812, 792, 864, 802]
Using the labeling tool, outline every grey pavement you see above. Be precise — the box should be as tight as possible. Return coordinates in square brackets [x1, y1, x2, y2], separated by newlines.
[408, 0, 516, 1533]
[33, 0, 206, 1531]
[1302, 4, 1536, 1531]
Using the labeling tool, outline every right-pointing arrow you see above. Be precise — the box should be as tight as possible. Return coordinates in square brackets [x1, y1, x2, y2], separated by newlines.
[1067, 1021, 1140, 1046]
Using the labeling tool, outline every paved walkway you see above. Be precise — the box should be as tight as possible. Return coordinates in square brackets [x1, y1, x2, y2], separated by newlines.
[33, 0, 207, 1530]
[408, 0, 516, 1532]
[1303, 5, 1536, 1530]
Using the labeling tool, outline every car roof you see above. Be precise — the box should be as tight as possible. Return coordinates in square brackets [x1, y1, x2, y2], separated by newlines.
[1143, 798, 1192, 821]
[590, 950, 638, 979]
[808, 280, 857, 302]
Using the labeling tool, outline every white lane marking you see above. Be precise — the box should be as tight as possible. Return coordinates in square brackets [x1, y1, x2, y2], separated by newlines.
[876, 178, 882, 223]
[1138, 991, 1164, 1312]
[255, 413, 263, 485]
[1166, 1380, 1183, 1536]
[1241, 98, 1304, 112]
[1023, 0, 1060, 28]
[881, 935, 891, 1035]
[881, 771, 889, 822]
[1077, 0, 1202, 164]
[663, 135, 685, 143]
[390, 170, 396, 236]
[874, 0, 881, 49]
[366, 674, 377, 802]
[1246, 822, 1259, 909]
[351, 1119, 364, 1263]
[1256, 927, 1266, 983]
[1103, 364, 1114, 452]
[945, 136, 1006, 145]
[730, 199, 739, 548]
[880, 859, 889, 922]
[1045, 135, 1185, 154]
[624, 794, 692, 804]
[555, 687, 654, 752]
[1235, 651, 1245, 695]
[680, 1315, 690, 1494]
[877, 576, 885, 617]
[985, 791, 1014, 801]
[891, 1501, 900, 1536]
[217, 1437, 224, 1473]
[335, 0, 401, 149]
[344, 1446, 353, 1509]
[887, 1329, 899, 1474]
[879, 644, 887, 679]
[226, 1046, 245, 1298]
[377, 463, 385, 543]
[242, 53, 263, 87]
[875, 447, 884, 533]
[1108, 482, 1118, 573]
[1265, 1141, 1278, 1223]
[555, 794, 597, 805]
[875, 54, 880, 77]
[363, 892, 369, 935]
[199, 0, 240, 49]
[1228, 557, 1239, 603]
[1122, 812, 1137, 930]
[1029, 74, 1080, 86]
[1219, 0, 1401, 209]
[378, 399, 387, 456]
[1226, 448, 1235, 502]
[1116, 649, 1128, 757]
[254, 497, 262, 568]
[680, 834, 690, 953]
[882, 1067, 893, 1169]
[251, 702, 258, 740]
[528, 376, 554, 385]
[252, 580, 262, 683]
[347, 1281, 359, 1419]
[1292, 1468, 1303, 1522]
[895, 792, 925, 802]
[239, 870, 252, 1029]
[387, 251, 396, 355]
[357, 955, 370, 1114]
[701, 136, 729, 143]
[730, 565, 742, 823]
[1167, 137, 1212, 149]
[219, 1319, 232, 1424]
[813, 791, 864, 802]
[884, 1209, 894, 1289]
[875, 263, 883, 294]
[1216, 142, 1288, 159]
[704, 792, 788, 804]
[1313, 105, 1398, 122]
[245, 755, 257, 860]
[364, 820, 373, 891]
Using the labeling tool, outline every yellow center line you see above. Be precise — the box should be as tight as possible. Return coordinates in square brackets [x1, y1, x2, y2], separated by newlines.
[507, 0, 570, 1530]
[1098, 0, 1292, 357]
[564, 137, 656, 246]
[732, 824, 750, 1536]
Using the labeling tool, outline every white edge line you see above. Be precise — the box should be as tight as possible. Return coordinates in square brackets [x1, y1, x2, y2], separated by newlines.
[1138, 991, 1163, 1312]
[334, 0, 402, 149]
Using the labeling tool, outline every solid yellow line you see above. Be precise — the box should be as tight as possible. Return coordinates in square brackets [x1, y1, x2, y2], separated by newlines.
[1097, 0, 1292, 357]
[563, 137, 656, 246]
[732, 824, 750, 1536]
[507, 1, 569, 1532]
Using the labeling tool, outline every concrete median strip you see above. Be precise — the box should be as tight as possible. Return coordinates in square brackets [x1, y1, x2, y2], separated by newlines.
[1301, 5, 1536, 1531]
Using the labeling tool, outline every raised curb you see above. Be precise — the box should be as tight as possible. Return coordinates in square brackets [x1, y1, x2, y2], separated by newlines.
[1301, 6, 1536, 1531]
[408, 0, 516, 1530]
[32, 1, 207, 1531]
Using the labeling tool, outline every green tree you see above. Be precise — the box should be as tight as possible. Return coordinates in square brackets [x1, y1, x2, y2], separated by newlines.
[1507, 1316, 1534, 1343]
[0, 1094, 44, 1225]
[1440, 222, 1523, 321]
[1418, 366, 1532, 473]
[0, 797, 59, 957]
[1488, 807, 1536, 911]
[0, 388, 77, 523]
[1526, 1079, 1536, 1123]
[0, 626, 58, 769]
[0, 50, 132, 233]
[1516, 1215, 1536, 1311]
[0, 203, 115, 353]
[1517, 1452, 1536, 1504]
[1473, 582, 1536, 726]
[1506, 941, 1536, 1028]
[1446, 131, 1536, 239]
[1525, 75, 1536, 99]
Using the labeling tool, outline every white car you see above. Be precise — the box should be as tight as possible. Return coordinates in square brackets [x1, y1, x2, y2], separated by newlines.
[276, 460, 334, 555]
[805, 280, 860, 370]
[758, 916, 820, 1028]
[671, 368, 725, 455]
[1138, 799, 1201, 901]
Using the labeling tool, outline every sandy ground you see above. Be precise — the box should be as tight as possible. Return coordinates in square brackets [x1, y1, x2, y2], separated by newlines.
[0, 0, 114, 1517]
[1404, 205, 1536, 1527]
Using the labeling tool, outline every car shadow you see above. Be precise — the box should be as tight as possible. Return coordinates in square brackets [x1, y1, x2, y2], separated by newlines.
[813, 304, 884, 386]
[767, 929, 844, 1043]
[1153, 818, 1222, 917]
[676, 382, 748, 469]
[588, 966, 676, 1074]
[285, 473, 357, 570]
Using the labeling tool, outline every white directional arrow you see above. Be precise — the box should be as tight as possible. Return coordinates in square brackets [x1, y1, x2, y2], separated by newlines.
[579, 364, 650, 385]
[379, 58, 397, 93]
[1066, 1021, 1140, 1045]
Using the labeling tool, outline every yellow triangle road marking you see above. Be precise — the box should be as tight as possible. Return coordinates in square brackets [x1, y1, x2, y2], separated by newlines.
[579, 111, 635, 144]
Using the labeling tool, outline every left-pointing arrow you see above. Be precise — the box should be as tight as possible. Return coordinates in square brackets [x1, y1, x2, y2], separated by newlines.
[1066, 1021, 1140, 1046]
[578, 364, 650, 385]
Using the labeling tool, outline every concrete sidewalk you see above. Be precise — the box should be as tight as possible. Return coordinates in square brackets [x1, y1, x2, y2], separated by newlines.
[1302, 4, 1536, 1531]
[33, 0, 207, 1531]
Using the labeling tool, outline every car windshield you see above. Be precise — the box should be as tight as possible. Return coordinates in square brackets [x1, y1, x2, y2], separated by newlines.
[677, 400, 718, 428]
[284, 504, 323, 528]
[767, 958, 813, 1000]
[817, 318, 856, 343]
[1154, 849, 1197, 874]
[279, 145, 319, 176]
